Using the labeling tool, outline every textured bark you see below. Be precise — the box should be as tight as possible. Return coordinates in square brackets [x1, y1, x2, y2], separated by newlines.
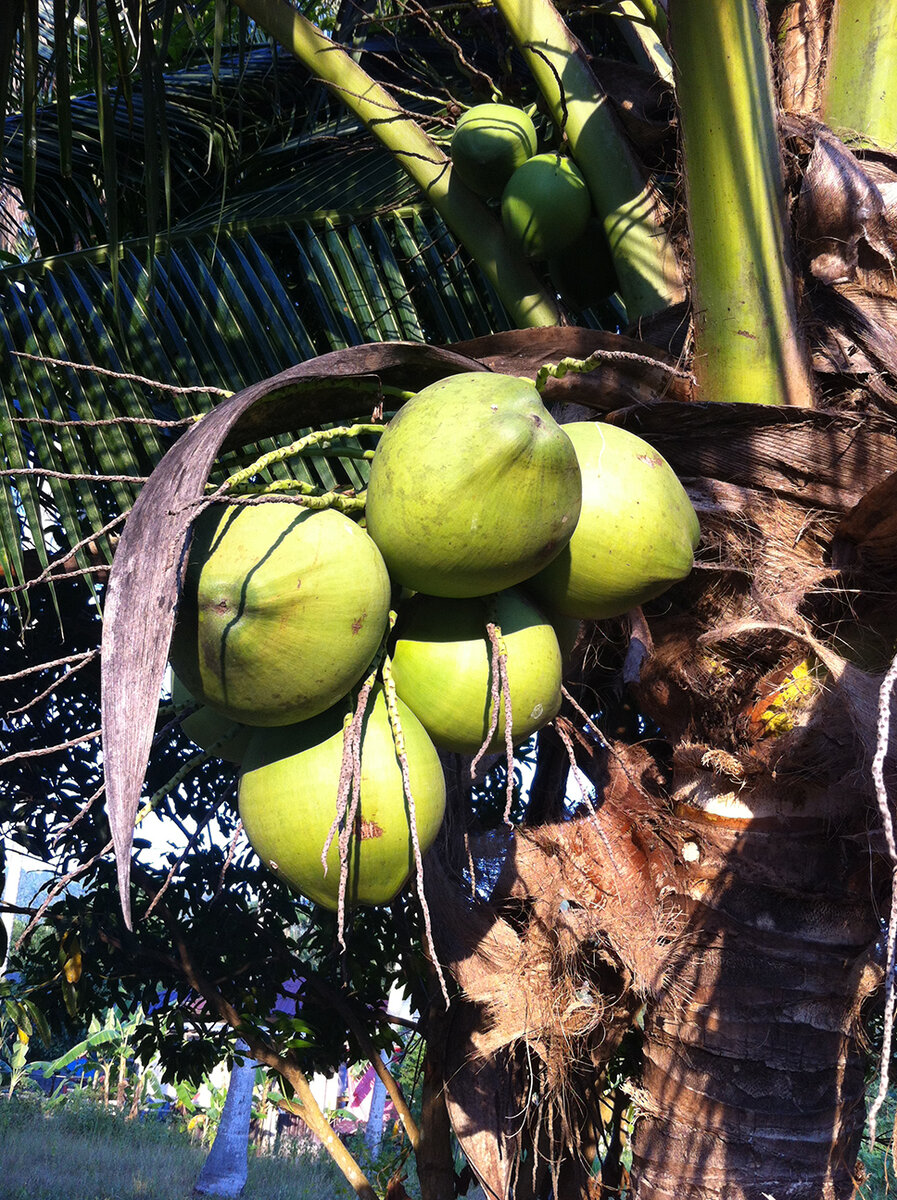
[417, 998, 457, 1200]
[772, 0, 832, 116]
[630, 771, 881, 1200]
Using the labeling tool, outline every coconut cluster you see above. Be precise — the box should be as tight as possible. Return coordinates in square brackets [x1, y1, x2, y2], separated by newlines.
[168, 370, 699, 913]
[450, 103, 616, 307]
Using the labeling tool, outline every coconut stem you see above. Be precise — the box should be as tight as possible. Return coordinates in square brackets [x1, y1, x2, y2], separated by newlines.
[470, 617, 505, 779]
[499, 646, 515, 827]
[218, 424, 385, 494]
[866, 647, 897, 1145]
[561, 684, 612, 751]
[381, 654, 449, 1006]
[322, 711, 357, 876]
[219, 479, 369, 508]
[534, 348, 694, 393]
[338, 715, 366, 951]
[323, 618, 398, 949]
[470, 608, 516, 826]
[553, 718, 595, 811]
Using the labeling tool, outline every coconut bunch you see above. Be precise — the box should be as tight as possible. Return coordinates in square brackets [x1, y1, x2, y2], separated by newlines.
[450, 103, 617, 308]
[167, 368, 699, 915]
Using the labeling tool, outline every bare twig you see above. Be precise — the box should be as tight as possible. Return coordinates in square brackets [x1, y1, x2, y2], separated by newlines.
[405, 0, 497, 96]
[10, 414, 195, 428]
[470, 618, 504, 779]
[51, 784, 104, 844]
[6, 652, 101, 717]
[1, 728, 101, 765]
[11, 350, 231, 397]
[0, 564, 111, 596]
[215, 820, 245, 899]
[15, 838, 113, 949]
[382, 656, 449, 1006]
[0, 649, 99, 684]
[0, 467, 148, 482]
[554, 718, 595, 812]
[0, 510, 129, 597]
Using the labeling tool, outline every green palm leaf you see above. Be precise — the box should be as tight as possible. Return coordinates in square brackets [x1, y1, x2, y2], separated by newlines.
[0, 198, 516, 591]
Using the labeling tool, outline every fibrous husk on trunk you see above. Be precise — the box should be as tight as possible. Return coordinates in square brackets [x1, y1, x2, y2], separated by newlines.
[431, 309, 897, 1198]
[429, 730, 684, 1199]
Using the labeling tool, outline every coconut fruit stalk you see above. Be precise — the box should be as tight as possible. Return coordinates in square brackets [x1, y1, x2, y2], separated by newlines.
[170, 502, 391, 726]
[528, 421, 700, 619]
[239, 686, 446, 909]
[390, 590, 563, 755]
[365, 372, 582, 598]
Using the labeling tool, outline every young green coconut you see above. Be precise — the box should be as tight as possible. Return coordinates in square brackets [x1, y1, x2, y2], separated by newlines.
[501, 153, 592, 260]
[169, 502, 392, 727]
[238, 684, 446, 910]
[169, 673, 252, 764]
[450, 103, 538, 200]
[527, 422, 700, 619]
[389, 589, 562, 755]
[365, 372, 582, 598]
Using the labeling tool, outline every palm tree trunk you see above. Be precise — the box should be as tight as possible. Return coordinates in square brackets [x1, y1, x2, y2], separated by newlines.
[193, 1041, 256, 1198]
[629, 765, 881, 1199]
[417, 1000, 457, 1200]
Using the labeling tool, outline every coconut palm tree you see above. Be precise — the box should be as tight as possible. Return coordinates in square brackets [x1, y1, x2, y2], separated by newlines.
[3, 3, 897, 1199]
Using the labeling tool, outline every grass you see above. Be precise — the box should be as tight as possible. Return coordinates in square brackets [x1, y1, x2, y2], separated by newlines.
[0, 1090, 360, 1200]
[10, 1080, 888, 1199]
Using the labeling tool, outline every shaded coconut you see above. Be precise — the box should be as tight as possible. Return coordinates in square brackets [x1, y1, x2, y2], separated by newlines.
[170, 503, 391, 726]
[450, 103, 538, 200]
[527, 422, 700, 619]
[390, 590, 563, 754]
[239, 687, 446, 909]
[365, 372, 582, 598]
[501, 153, 591, 259]
[169, 672, 251, 763]
[547, 217, 619, 311]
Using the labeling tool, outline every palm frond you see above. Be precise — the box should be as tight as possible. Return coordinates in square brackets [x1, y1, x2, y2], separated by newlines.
[1, 46, 315, 253]
[0, 200, 515, 592]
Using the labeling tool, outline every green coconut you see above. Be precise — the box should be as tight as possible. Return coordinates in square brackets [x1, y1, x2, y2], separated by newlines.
[450, 103, 538, 200]
[547, 218, 618, 311]
[501, 153, 591, 260]
[170, 673, 251, 763]
[527, 422, 700, 620]
[239, 687, 446, 909]
[364, 372, 582, 598]
[390, 590, 562, 755]
[169, 503, 391, 727]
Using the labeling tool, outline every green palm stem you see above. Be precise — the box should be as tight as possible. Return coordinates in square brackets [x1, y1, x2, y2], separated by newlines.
[493, 0, 684, 320]
[668, 0, 814, 406]
[231, 0, 560, 329]
[612, 2, 674, 84]
[821, 0, 897, 150]
[629, 0, 669, 44]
